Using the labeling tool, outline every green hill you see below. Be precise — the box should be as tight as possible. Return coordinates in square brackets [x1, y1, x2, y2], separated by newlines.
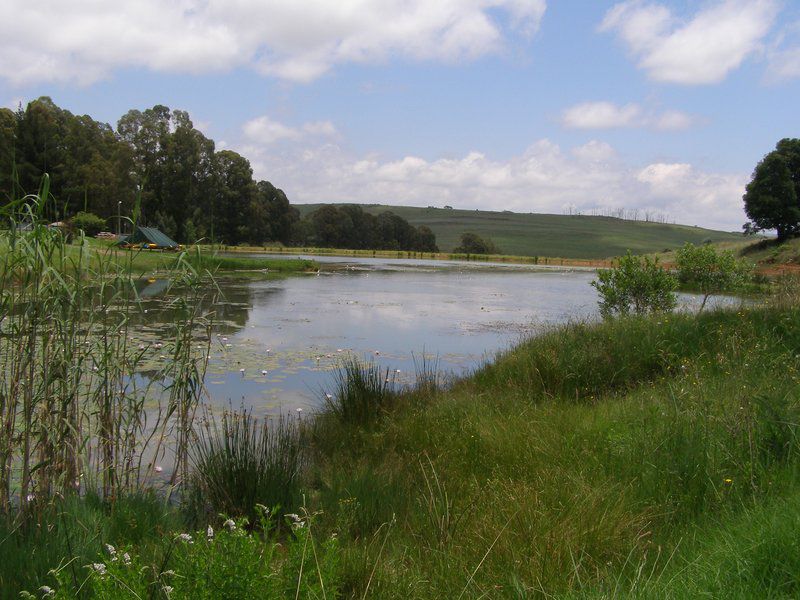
[294, 204, 744, 259]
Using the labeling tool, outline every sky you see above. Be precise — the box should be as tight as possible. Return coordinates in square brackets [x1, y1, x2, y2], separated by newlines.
[1, 0, 798, 232]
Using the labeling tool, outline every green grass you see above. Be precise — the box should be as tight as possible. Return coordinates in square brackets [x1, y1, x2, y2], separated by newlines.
[7, 300, 800, 597]
[295, 203, 744, 258]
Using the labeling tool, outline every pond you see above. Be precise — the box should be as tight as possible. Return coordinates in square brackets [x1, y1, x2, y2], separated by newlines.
[133, 255, 733, 416]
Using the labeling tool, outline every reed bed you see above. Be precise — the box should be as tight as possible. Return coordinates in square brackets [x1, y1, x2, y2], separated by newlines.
[0, 179, 214, 516]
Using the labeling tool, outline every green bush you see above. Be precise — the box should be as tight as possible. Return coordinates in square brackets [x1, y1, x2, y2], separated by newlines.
[69, 211, 107, 236]
[591, 251, 677, 318]
[676, 242, 753, 310]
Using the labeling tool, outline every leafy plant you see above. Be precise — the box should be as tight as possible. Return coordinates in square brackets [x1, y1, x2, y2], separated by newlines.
[676, 242, 753, 311]
[591, 251, 677, 318]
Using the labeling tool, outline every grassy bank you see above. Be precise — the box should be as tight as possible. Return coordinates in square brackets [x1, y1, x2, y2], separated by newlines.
[7, 288, 800, 597]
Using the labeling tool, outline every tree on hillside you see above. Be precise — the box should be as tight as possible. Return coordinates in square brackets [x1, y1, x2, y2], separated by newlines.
[743, 139, 800, 240]
[453, 232, 499, 255]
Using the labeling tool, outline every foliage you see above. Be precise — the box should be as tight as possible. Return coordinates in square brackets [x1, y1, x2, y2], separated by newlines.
[591, 251, 677, 317]
[676, 242, 753, 310]
[69, 210, 106, 235]
[452, 231, 499, 254]
[20, 508, 341, 599]
[1, 97, 299, 246]
[299, 204, 438, 252]
[744, 138, 800, 240]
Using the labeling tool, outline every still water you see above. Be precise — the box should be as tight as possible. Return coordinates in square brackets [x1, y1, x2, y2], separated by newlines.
[134, 256, 725, 415]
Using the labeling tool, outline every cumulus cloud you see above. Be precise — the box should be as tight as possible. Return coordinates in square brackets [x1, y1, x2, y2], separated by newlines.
[560, 101, 695, 130]
[242, 116, 337, 145]
[0, 0, 547, 85]
[600, 0, 779, 84]
[236, 132, 747, 231]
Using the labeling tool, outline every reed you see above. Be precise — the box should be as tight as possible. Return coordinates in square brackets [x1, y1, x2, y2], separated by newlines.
[0, 177, 214, 517]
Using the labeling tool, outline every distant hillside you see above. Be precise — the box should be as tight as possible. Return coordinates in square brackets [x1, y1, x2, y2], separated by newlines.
[294, 204, 744, 259]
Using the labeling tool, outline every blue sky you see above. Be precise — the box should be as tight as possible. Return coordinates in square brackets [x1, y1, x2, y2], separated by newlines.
[1, 0, 798, 231]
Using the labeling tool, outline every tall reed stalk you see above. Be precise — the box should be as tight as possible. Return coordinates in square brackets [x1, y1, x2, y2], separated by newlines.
[0, 177, 214, 516]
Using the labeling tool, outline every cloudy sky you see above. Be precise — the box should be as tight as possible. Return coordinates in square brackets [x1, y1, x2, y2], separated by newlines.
[2, 0, 798, 231]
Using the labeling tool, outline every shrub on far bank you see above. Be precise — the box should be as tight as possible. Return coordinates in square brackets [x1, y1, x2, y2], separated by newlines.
[592, 251, 677, 318]
[676, 242, 754, 311]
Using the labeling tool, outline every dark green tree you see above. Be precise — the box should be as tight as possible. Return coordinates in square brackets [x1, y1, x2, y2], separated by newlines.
[453, 232, 499, 254]
[743, 139, 800, 240]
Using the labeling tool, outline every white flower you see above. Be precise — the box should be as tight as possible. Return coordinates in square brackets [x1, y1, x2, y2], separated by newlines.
[223, 519, 236, 531]
[38, 586, 55, 597]
[207, 525, 214, 540]
[163, 586, 173, 595]
[176, 533, 193, 544]
[154, 465, 163, 473]
[91, 563, 107, 576]
[105, 544, 117, 560]
[26, 494, 35, 502]
[122, 552, 131, 566]
[325, 393, 332, 399]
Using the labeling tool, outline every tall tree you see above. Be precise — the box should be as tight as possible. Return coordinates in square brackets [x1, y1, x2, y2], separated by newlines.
[743, 150, 799, 240]
[0, 108, 16, 200]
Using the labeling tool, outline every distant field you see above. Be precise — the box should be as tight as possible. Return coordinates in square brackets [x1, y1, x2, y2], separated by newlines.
[295, 204, 744, 259]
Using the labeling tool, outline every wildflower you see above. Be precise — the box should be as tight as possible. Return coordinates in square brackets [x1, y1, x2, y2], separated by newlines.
[38, 586, 55, 597]
[163, 586, 173, 595]
[724, 478, 733, 484]
[176, 533, 193, 544]
[162, 570, 176, 577]
[26, 494, 35, 503]
[105, 544, 117, 560]
[296, 407, 303, 413]
[154, 465, 163, 473]
[91, 563, 107, 576]
[223, 519, 236, 531]
[122, 552, 131, 566]
[207, 525, 214, 540]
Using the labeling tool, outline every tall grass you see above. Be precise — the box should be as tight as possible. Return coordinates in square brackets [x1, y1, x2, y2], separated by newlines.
[188, 410, 306, 524]
[0, 178, 214, 515]
[322, 357, 399, 427]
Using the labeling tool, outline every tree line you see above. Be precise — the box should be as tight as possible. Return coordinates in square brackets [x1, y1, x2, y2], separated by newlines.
[0, 97, 436, 252]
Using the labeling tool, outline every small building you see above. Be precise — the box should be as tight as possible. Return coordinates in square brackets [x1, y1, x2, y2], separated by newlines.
[117, 226, 180, 250]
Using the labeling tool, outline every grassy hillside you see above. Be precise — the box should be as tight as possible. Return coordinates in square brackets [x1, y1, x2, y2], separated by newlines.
[295, 203, 744, 259]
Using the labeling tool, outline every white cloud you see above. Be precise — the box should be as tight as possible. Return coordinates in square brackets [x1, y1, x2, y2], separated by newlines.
[0, 0, 547, 85]
[242, 115, 337, 145]
[236, 132, 747, 231]
[561, 101, 695, 130]
[600, 0, 779, 84]
[766, 22, 800, 82]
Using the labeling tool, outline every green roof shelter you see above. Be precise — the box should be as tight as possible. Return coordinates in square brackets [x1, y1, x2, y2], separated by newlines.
[118, 226, 180, 250]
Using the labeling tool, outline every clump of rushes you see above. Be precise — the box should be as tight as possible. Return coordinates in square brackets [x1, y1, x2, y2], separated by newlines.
[323, 357, 398, 427]
[188, 410, 305, 525]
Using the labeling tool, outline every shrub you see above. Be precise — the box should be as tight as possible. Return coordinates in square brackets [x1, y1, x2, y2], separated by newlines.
[591, 251, 677, 318]
[69, 211, 107, 236]
[676, 242, 753, 311]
